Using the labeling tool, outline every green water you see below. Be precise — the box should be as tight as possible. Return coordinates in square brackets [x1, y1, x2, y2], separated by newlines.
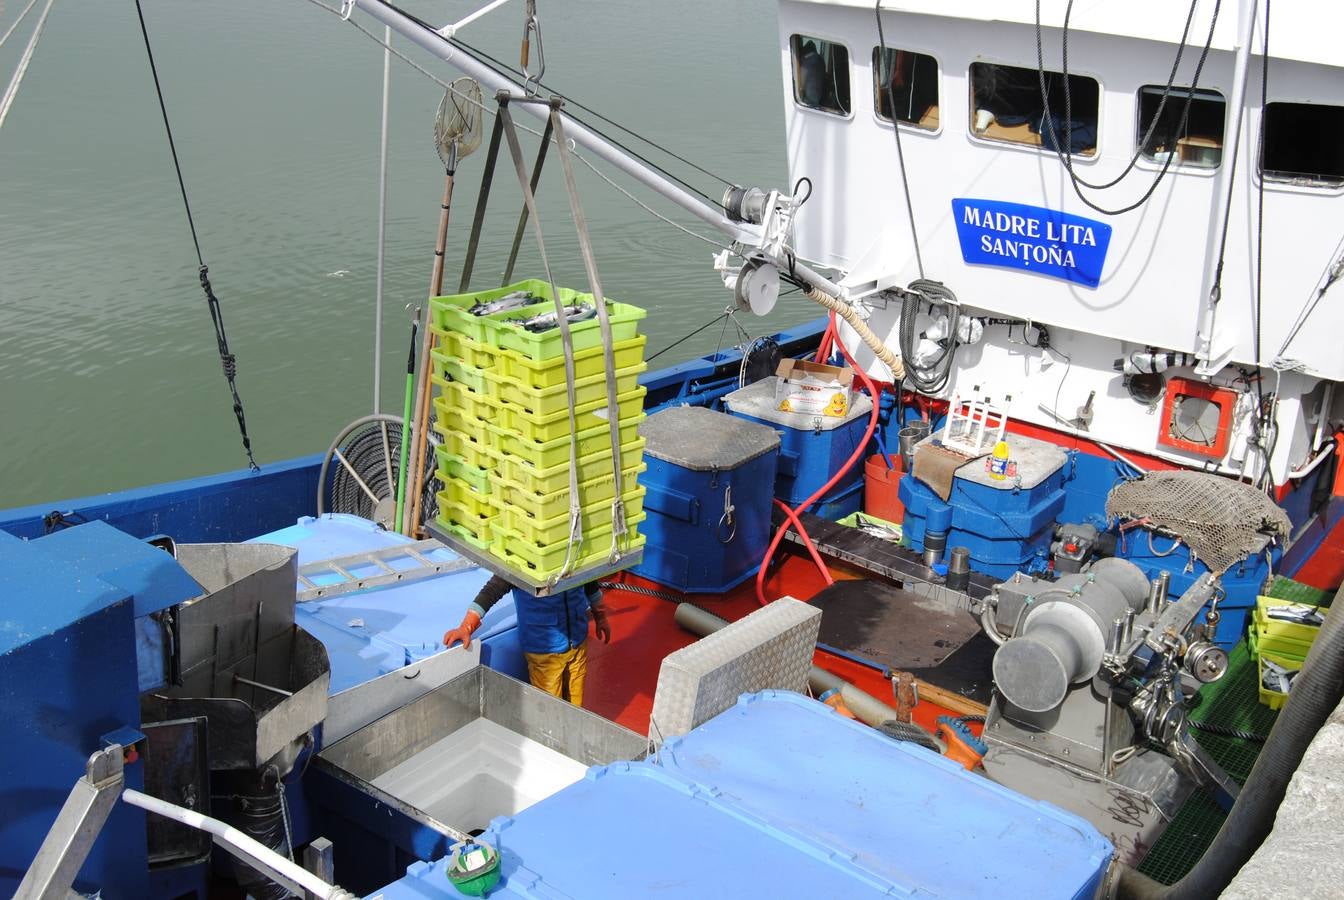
[0, 0, 806, 507]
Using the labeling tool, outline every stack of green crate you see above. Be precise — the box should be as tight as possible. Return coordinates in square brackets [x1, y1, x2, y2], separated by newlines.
[429, 278, 648, 580]
[1249, 594, 1327, 709]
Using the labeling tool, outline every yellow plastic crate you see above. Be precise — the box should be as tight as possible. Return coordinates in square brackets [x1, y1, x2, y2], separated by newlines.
[436, 513, 494, 552]
[432, 421, 497, 470]
[1253, 595, 1326, 644]
[438, 477, 497, 520]
[432, 398, 492, 446]
[430, 278, 557, 341]
[492, 294, 646, 360]
[1257, 646, 1303, 710]
[494, 387, 647, 445]
[496, 363, 647, 418]
[434, 380, 498, 424]
[431, 330, 505, 371]
[485, 413, 645, 470]
[500, 486, 647, 549]
[491, 519, 647, 579]
[496, 334, 648, 390]
[433, 445, 492, 495]
[495, 465, 646, 525]
[431, 349, 496, 395]
[495, 437, 645, 491]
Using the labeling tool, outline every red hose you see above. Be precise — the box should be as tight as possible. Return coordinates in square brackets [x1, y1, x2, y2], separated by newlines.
[757, 313, 883, 605]
[773, 499, 834, 587]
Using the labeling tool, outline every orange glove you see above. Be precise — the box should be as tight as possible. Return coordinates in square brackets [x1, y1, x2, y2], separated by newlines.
[443, 610, 482, 649]
[589, 601, 611, 643]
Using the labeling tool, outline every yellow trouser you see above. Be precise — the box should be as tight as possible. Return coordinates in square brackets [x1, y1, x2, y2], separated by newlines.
[524, 642, 589, 706]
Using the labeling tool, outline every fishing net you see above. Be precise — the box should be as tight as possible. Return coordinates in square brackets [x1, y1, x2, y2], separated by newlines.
[435, 76, 483, 168]
[1106, 471, 1290, 575]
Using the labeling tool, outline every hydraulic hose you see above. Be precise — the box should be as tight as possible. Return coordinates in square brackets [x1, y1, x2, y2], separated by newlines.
[755, 315, 882, 605]
[805, 286, 905, 380]
[773, 499, 835, 589]
[1112, 585, 1344, 899]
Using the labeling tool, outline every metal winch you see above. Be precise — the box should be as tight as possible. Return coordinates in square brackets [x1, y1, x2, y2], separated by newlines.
[974, 557, 1237, 866]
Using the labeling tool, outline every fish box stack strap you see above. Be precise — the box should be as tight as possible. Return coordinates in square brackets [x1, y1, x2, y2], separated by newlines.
[549, 109, 629, 562]
[497, 96, 584, 581]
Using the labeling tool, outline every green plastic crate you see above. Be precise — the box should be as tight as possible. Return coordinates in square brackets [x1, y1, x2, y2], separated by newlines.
[491, 519, 647, 579]
[431, 352, 495, 396]
[495, 334, 648, 389]
[494, 465, 647, 526]
[492, 294, 646, 359]
[433, 445, 492, 495]
[495, 362, 647, 418]
[494, 438, 646, 493]
[499, 485, 646, 549]
[493, 387, 647, 445]
[485, 413, 645, 471]
[429, 279, 557, 341]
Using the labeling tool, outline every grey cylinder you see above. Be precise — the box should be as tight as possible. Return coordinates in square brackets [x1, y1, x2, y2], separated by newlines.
[673, 603, 904, 728]
[898, 421, 931, 469]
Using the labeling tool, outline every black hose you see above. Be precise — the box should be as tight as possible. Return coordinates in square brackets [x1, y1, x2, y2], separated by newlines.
[1114, 586, 1344, 898]
[898, 279, 960, 394]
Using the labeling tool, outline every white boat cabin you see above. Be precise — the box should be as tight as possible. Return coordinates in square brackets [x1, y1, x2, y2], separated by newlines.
[777, 0, 1344, 484]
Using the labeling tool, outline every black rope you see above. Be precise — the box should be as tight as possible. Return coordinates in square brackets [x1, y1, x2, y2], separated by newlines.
[1035, 0, 1221, 217]
[134, 0, 259, 472]
[875, 1, 924, 278]
[597, 581, 688, 604]
[1189, 719, 1268, 743]
[647, 310, 729, 362]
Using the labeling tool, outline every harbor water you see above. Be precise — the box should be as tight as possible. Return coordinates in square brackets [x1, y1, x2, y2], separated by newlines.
[0, 0, 796, 507]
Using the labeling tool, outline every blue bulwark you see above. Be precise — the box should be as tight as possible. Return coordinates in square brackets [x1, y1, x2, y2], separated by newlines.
[952, 198, 1112, 287]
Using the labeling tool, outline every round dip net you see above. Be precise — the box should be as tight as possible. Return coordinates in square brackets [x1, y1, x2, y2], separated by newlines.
[1106, 470, 1291, 575]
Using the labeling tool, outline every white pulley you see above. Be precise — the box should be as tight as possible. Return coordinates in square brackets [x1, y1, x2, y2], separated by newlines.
[734, 258, 780, 316]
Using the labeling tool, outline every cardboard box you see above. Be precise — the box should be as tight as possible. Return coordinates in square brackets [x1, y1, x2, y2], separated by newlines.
[773, 358, 855, 417]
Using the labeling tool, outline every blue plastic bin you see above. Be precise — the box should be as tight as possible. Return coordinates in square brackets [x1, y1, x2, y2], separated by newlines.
[900, 432, 1068, 578]
[374, 690, 1113, 900]
[631, 406, 780, 593]
[723, 376, 872, 518]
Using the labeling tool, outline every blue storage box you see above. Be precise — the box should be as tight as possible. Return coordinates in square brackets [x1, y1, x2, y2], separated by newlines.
[724, 376, 872, 518]
[1118, 530, 1280, 648]
[375, 690, 1112, 899]
[632, 406, 780, 593]
[901, 432, 1068, 578]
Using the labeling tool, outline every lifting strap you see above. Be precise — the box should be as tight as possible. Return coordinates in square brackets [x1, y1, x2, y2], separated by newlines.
[549, 110, 630, 561]
[497, 97, 585, 580]
[501, 115, 554, 287]
[458, 112, 504, 293]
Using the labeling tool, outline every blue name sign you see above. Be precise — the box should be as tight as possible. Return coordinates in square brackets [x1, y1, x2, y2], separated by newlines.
[951, 198, 1112, 288]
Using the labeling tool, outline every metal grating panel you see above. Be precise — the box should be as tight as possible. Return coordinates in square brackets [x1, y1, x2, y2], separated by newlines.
[638, 406, 781, 471]
[648, 598, 820, 742]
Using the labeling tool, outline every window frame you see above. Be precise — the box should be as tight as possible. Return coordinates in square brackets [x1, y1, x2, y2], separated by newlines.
[965, 58, 1104, 162]
[789, 32, 855, 121]
[1257, 100, 1344, 194]
[870, 45, 943, 135]
[1132, 84, 1227, 177]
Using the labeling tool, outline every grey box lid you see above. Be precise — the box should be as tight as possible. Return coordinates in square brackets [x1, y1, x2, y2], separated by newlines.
[723, 376, 873, 432]
[917, 430, 1067, 491]
[639, 406, 781, 472]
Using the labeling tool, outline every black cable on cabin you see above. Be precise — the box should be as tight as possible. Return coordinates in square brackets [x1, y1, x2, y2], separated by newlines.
[874, 0, 925, 279]
[133, 0, 259, 472]
[1035, 0, 1222, 217]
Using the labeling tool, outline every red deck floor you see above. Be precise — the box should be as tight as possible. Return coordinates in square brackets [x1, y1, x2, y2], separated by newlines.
[584, 549, 980, 738]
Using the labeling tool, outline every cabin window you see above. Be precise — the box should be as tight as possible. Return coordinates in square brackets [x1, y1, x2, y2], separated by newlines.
[1136, 86, 1225, 168]
[873, 48, 939, 129]
[790, 35, 851, 116]
[1261, 102, 1344, 187]
[969, 61, 1099, 157]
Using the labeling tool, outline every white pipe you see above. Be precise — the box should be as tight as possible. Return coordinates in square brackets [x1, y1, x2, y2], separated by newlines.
[439, 0, 515, 37]
[123, 789, 346, 899]
[1286, 443, 1335, 481]
[373, 25, 391, 414]
[347, 0, 852, 304]
[1196, 0, 1259, 360]
[0, 0, 57, 135]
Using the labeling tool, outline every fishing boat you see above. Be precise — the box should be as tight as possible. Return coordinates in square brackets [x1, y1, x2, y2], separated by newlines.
[4, 0, 1343, 897]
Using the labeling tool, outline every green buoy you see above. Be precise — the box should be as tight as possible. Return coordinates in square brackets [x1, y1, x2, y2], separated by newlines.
[447, 840, 501, 896]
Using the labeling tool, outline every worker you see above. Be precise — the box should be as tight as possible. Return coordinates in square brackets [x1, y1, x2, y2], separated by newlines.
[443, 574, 611, 706]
